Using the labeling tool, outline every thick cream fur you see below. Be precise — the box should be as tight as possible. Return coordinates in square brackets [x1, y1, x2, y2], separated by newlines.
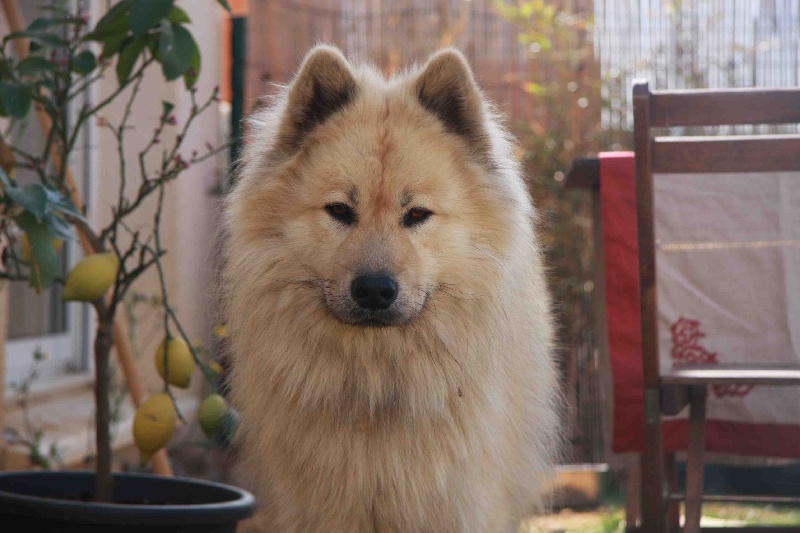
[222, 45, 561, 532]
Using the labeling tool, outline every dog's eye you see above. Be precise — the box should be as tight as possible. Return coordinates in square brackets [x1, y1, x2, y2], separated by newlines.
[403, 207, 433, 227]
[325, 203, 356, 225]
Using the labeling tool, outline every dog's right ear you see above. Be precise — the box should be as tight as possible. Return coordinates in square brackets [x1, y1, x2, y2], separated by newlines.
[276, 45, 357, 154]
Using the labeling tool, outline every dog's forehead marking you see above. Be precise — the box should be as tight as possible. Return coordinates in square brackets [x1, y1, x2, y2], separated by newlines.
[377, 99, 392, 184]
[364, 99, 395, 214]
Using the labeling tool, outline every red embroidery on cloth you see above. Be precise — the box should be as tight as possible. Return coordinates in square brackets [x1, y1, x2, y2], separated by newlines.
[670, 317, 754, 398]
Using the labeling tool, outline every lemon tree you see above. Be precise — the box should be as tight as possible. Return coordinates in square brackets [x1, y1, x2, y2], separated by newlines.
[0, 0, 232, 502]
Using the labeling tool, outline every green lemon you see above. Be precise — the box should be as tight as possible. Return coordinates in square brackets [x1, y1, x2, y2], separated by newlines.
[198, 393, 228, 437]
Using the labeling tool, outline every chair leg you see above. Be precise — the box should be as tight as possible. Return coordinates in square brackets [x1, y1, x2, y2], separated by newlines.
[625, 460, 641, 532]
[684, 385, 708, 533]
[641, 387, 667, 532]
[664, 453, 680, 532]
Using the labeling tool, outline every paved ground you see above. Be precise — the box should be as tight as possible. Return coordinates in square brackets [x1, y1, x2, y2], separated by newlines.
[520, 503, 800, 532]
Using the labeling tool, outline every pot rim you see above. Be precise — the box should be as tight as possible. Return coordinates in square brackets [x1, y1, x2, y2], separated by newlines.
[0, 470, 256, 524]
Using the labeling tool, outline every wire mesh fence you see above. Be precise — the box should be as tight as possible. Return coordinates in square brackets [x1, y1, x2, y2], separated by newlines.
[245, 0, 546, 122]
[598, 0, 800, 144]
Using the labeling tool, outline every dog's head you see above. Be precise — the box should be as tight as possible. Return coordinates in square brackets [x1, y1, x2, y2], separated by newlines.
[231, 46, 530, 328]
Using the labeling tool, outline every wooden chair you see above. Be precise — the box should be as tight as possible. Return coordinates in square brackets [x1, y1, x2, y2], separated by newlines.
[632, 80, 800, 532]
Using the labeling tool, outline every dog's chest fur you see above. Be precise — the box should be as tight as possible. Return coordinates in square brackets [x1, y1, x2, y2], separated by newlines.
[241, 349, 520, 532]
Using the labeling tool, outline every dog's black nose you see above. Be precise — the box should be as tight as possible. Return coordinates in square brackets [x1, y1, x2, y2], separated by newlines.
[351, 275, 398, 310]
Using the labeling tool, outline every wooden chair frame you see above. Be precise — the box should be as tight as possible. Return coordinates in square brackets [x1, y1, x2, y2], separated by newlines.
[633, 80, 800, 532]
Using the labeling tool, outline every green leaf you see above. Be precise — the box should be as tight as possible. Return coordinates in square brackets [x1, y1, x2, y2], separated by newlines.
[160, 24, 197, 81]
[129, 0, 174, 37]
[35, 78, 55, 94]
[0, 81, 32, 119]
[146, 33, 159, 57]
[4, 31, 64, 49]
[157, 19, 174, 63]
[86, 0, 130, 41]
[116, 35, 148, 85]
[0, 59, 12, 79]
[167, 6, 191, 24]
[216, 0, 233, 13]
[27, 17, 59, 32]
[42, 186, 88, 225]
[100, 33, 128, 59]
[0, 165, 12, 187]
[26, 16, 75, 31]
[161, 100, 174, 118]
[6, 183, 48, 220]
[183, 33, 201, 88]
[72, 51, 97, 74]
[16, 56, 56, 77]
[15, 211, 59, 292]
[43, 211, 75, 241]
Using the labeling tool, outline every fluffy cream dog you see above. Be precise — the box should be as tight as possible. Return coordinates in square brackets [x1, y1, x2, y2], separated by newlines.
[222, 44, 561, 532]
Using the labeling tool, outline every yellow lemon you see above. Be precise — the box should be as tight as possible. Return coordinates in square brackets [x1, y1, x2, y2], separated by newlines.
[62, 252, 119, 302]
[208, 360, 224, 375]
[213, 324, 227, 338]
[198, 393, 228, 437]
[155, 337, 195, 389]
[132, 392, 177, 465]
[20, 234, 64, 264]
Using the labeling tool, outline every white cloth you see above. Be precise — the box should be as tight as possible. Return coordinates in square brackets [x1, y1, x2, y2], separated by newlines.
[655, 172, 800, 425]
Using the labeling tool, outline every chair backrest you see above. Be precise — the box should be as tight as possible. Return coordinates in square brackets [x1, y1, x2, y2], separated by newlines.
[632, 80, 800, 391]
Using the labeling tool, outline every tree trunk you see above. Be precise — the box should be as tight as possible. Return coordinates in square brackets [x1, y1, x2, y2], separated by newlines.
[93, 316, 114, 502]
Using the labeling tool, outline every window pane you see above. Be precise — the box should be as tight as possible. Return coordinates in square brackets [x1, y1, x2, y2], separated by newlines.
[8, 266, 68, 339]
[7, 124, 70, 339]
[6, 0, 69, 340]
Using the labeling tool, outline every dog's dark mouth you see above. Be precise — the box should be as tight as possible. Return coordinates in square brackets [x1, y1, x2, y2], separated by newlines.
[323, 292, 430, 328]
[336, 309, 409, 328]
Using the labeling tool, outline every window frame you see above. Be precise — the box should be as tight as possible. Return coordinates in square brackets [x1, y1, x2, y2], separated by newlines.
[4, 0, 97, 395]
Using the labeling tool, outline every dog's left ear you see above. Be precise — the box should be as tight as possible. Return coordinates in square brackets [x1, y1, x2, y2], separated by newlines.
[416, 49, 488, 150]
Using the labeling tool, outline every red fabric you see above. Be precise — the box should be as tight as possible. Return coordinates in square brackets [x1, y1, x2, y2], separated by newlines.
[599, 151, 650, 453]
[599, 151, 800, 458]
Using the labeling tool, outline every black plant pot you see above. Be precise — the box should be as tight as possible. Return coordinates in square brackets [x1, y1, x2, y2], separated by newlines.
[0, 470, 255, 532]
